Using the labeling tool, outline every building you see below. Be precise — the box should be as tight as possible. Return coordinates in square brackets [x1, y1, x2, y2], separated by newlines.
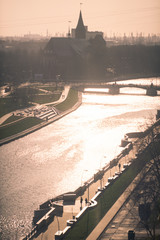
[43, 37, 88, 80]
[43, 10, 105, 81]
[71, 10, 103, 40]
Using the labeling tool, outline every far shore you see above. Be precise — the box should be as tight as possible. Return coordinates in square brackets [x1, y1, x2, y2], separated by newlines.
[0, 90, 82, 146]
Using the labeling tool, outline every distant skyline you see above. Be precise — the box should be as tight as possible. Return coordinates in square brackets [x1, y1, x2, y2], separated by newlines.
[0, 0, 160, 37]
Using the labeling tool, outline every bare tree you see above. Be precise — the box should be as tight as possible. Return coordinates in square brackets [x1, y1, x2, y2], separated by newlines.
[125, 123, 160, 239]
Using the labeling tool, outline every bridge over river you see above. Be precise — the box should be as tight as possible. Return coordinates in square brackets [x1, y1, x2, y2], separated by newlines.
[72, 82, 160, 96]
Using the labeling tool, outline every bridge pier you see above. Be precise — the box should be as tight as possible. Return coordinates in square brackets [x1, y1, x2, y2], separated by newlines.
[73, 82, 159, 96]
[146, 84, 157, 96]
[108, 85, 120, 95]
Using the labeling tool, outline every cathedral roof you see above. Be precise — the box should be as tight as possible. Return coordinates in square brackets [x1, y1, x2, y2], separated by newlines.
[45, 37, 88, 58]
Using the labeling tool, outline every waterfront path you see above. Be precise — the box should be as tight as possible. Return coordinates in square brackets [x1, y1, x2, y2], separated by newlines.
[0, 86, 83, 146]
[32, 135, 145, 240]
[29, 122, 160, 240]
[0, 86, 70, 125]
[0, 112, 13, 125]
[97, 182, 148, 240]
[97, 159, 160, 240]
[87, 164, 149, 240]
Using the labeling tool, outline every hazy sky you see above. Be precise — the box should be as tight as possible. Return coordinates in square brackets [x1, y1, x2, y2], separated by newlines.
[0, 0, 160, 37]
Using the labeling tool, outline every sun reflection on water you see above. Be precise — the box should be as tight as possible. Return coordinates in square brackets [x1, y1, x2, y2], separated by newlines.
[0, 78, 160, 238]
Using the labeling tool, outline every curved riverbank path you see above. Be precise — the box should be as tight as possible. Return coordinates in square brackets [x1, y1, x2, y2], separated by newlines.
[0, 85, 70, 126]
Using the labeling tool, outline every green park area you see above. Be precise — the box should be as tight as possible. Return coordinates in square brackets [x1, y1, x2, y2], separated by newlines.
[0, 86, 79, 141]
[0, 85, 62, 117]
[55, 88, 78, 112]
[0, 117, 43, 140]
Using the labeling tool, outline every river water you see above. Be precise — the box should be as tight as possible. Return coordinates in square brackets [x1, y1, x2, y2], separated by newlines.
[0, 78, 160, 239]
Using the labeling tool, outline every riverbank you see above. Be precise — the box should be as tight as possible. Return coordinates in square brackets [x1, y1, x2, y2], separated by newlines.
[24, 118, 160, 240]
[107, 73, 160, 82]
[0, 89, 82, 146]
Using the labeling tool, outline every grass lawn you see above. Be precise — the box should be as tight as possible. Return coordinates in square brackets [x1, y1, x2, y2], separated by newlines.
[31, 93, 60, 104]
[1, 115, 23, 125]
[0, 91, 61, 117]
[0, 117, 43, 140]
[0, 88, 79, 141]
[0, 97, 31, 117]
[56, 89, 78, 112]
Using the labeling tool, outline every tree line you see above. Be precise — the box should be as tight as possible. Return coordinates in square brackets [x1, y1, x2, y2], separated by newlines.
[0, 39, 160, 85]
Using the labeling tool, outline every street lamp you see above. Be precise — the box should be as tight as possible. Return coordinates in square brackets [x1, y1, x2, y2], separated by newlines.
[56, 216, 60, 233]
[83, 181, 90, 206]
[80, 170, 88, 208]
[81, 169, 88, 186]
[99, 155, 106, 169]
[100, 172, 103, 190]
[56, 74, 60, 89]
[99, 156, 106, 189]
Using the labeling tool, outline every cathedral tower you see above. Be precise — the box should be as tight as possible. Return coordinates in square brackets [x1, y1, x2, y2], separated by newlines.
[75, 10, 86, 39]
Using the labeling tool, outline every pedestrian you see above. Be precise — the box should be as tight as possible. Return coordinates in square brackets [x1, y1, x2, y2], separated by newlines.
[118, 163, 121, 172]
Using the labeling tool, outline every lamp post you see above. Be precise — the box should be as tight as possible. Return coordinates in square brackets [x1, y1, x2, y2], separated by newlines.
[110, 167, 112, 177]
[100, 172, 103, 190]
[81, 169, 88, 187]
[99, 155, 106, 169]
[56, 74, 60, 90]
[81, 170, 88, 208]
[87, 182, 90, 206]
[56, 216, 60, 233]
[99, 156, 106, 189]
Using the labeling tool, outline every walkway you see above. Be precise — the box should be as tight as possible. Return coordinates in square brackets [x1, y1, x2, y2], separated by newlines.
[98, 194, 147, 240]
[0, 113, 13, 125]
[28, 124, 160, 240]
[0, 86, 83, 146]
[0, 86, 70, 125]
[98, 165, 160, 240]
[87, 165, 148, 240]
[31, 138, 140, 240]
[88, 126, 160, 240]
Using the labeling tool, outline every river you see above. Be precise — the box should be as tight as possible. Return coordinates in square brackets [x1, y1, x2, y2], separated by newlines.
[0, 78, 160, 239]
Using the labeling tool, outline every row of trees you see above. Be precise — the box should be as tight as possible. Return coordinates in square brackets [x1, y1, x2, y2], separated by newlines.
[130, 125, 160, 240]
[106, 45, 160, 79]
[0, 49, 43, 85]
[0, 38, 160, 85]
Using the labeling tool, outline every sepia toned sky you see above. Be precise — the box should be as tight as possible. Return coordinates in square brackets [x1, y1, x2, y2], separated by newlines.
[0, 0, 160, 37]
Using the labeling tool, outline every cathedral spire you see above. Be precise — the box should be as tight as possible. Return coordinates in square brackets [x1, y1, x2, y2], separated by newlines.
[75, 10, 86, 39]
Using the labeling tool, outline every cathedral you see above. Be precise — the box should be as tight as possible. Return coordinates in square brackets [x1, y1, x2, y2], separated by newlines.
[43, 10, 105, 81]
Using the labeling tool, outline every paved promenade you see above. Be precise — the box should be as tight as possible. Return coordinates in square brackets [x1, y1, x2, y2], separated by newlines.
[32, 138, 140, 240]
[87, 165, 149, 240]
[98, 188, 147, 240]
[29, 123, 160, 240]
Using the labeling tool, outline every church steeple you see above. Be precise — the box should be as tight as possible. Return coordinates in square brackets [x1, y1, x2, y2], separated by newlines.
[75, 10, 86, 39]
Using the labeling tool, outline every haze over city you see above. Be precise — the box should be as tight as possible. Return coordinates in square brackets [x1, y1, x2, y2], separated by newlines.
[1, 0, 160, 239]
[0, 0, 160, 37]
